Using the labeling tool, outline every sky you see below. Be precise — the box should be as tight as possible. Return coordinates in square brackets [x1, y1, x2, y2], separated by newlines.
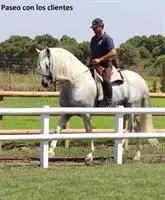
[0, 0, 164, 47]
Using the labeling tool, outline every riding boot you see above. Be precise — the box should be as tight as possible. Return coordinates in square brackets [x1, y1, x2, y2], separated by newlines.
[103, 81, 113, 107]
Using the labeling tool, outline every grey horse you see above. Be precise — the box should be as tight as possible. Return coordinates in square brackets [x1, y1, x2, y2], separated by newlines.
[36, 47, 158, 162]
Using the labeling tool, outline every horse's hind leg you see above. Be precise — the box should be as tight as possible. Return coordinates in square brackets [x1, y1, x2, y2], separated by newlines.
[125, 103, 141, 160]
[49, 114, 71, 157]
[123, 114, 133, 150]
[133, 116, 141, 160]
[81, 114, 94, 163]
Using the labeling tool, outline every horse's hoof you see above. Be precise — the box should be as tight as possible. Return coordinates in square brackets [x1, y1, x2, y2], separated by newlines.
[133, 155, 141, 161]
[148, 139, 159, 146]
[37, 161, 41, 167]
[48, 149, 55, 158]
[85, 160, 93, 166]
[85, 153, 93, 165]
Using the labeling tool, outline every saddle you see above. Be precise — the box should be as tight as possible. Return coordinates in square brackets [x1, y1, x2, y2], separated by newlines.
[95, 65, 124, 84]
[94, 65, 124, 101]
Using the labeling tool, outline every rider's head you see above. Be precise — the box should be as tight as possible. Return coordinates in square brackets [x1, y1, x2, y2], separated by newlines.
[90, 18, 104, 35]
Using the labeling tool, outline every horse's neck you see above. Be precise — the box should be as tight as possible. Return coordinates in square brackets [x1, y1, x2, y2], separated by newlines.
[52, 50, 90, 83]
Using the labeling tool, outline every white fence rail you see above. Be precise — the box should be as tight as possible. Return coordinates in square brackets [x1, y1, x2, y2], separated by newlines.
[1, 107, 165, 115]
[1, 106, 165, 168]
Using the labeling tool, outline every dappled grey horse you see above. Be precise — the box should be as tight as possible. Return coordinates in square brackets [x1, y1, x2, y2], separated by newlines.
[36, 47, 158, 162]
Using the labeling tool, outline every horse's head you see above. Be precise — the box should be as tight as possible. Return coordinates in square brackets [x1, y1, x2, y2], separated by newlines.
[36, 48, 53, 88]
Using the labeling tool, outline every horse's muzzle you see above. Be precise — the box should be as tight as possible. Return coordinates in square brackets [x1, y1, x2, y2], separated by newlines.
[41, 80, 49, 88]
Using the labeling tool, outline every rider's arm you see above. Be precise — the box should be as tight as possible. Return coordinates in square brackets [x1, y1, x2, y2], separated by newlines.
[89, 38, 95, 65]
[99, 48, 116, 63]
[100, 35, 116, 62]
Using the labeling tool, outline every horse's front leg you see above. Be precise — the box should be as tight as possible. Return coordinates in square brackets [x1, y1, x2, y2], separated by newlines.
[49, 114, 71, 157]
[82, 114, 94, 164]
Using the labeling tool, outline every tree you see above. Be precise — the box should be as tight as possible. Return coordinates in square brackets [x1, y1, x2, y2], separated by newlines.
[59, 35, 77, 45]
[1, 34, 165, 74]
[152, 40, 165, 58]
[126, 35, 147, 48]
[0, 35, 33, 73]
[76, 41, 90, 65]
[117, 43, 140, 67]
[154, 55, 165, 92]
[138, 46, 151, 59]
[33, 34, 59, 48]
[145, 35, 165, 54]
[57, 35, 79, 55]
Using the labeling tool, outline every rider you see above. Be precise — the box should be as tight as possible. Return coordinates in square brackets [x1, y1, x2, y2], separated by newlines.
[90, 18, 117, 106]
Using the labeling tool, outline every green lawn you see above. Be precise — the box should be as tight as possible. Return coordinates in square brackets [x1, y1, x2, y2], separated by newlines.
[1, 96, 164, 147]
[3, 97, 115, 130]
[3, 97, 165, 130]
[0, 97, 165, 200]
[0, 164, 165, 200]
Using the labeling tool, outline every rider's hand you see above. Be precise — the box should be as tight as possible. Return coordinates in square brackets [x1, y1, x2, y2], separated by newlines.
[92, 58, 101, 65]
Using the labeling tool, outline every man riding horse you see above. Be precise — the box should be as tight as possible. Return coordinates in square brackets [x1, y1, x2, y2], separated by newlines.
[90, 18, 117, 107]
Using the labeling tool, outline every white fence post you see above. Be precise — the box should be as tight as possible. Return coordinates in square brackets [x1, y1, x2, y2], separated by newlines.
[114, 106, 124, 164]
[40, 105, 49, 168]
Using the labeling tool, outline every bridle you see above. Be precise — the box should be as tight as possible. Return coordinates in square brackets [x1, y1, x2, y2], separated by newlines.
[36, 59, 53, 78]
[36, 65, 61, 85]
[36, 58, 97, 85]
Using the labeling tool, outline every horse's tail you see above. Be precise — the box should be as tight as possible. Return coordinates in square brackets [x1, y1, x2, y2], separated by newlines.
[140, 96, 152, 132]
[140, 95, 159, 146]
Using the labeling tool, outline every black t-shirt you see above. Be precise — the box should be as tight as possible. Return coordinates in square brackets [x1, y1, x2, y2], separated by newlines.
[90, 32, 115, 67]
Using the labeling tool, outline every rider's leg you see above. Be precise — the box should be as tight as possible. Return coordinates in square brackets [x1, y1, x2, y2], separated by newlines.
[90, 68, 94, 78]
[103, 66, 113, 106]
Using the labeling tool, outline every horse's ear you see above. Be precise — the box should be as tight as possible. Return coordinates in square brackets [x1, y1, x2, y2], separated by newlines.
[46, 48, 50, 57]
[36, 48, 41, 54]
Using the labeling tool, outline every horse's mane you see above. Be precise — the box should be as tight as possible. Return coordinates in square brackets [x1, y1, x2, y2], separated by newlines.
[49, 48, 90, 82]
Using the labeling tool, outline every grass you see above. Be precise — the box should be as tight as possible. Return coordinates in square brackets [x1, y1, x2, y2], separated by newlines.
[146, 76, 161, 92]
[0, 134, 164, 200]
[1, 144, 165, 163]
[3, 97, 115, 130]
[0, 72, 42, 91]
[0, 144, 164, 200]
[0, 163, 165, 200]
[0, 71, 163, 129]
[0, 95, 164, 148]
[0, 63, 164, 200]
[0, 71, 161, 92]
[2, 97, 165, 130]
[0, 96, 165, 200]
[151, 98, 165, 128]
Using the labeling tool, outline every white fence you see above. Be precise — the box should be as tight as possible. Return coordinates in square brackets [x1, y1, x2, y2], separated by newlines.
[1, 106, 165, 168]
